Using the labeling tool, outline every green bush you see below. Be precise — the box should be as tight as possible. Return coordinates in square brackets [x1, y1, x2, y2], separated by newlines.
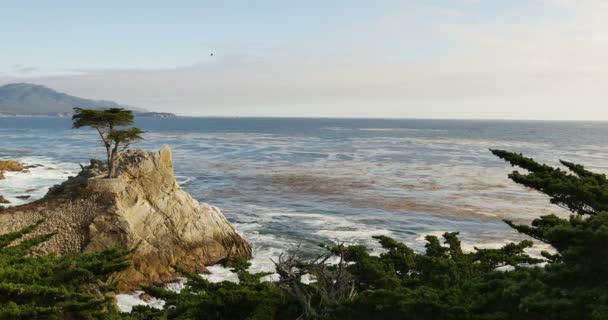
[0, 220, 131, 319]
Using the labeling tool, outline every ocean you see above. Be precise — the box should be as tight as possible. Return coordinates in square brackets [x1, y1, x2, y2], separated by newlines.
[1, 117, 607, 309]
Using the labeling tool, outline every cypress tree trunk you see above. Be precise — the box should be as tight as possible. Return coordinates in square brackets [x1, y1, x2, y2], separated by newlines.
[106, 147, 113, 178]
[108, 151, 116, 178]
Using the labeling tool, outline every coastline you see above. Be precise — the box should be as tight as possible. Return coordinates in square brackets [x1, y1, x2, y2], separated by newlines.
[1, 117, 603, 313]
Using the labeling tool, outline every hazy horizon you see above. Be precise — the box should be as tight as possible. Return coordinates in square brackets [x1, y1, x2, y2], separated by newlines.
[2, 0, 607, 120]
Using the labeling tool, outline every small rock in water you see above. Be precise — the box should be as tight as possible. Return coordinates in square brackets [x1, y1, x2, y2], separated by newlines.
[138, 292, 155, 302]
[0, 171, 4, 180]
[24, 188, 36, 193]
[0, 160, 24, 171]
[23, 164, 43, 169]
[16, 195, 31, 200]
[0, 195, 9, 204]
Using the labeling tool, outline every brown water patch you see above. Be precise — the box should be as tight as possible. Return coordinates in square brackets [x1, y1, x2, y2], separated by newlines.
[229, 170, 557, 222]
[398, 181, 441, 191]
[204, 187, 246, 199]
[246, 172, 505, 220]
[346, 196, 499, 220]
[350, 197, 424, 211]
[255, 173, 375, 196]
[454, 181, 507, 192]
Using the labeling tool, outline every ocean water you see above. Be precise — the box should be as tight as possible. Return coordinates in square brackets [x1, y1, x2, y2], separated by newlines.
[2, 117, 608, 309]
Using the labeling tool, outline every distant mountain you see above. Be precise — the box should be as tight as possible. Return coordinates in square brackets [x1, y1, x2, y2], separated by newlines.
[136, 112, 178, 118]
[0, 83, 177, 117]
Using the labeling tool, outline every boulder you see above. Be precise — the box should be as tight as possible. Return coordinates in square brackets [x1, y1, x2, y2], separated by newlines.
[0, 195, 9, 204]
[0, 146, 251, 291]
[0, 160, 24, 171]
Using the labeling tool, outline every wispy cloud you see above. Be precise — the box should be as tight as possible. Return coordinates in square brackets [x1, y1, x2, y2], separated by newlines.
[11, 64, 40, 74]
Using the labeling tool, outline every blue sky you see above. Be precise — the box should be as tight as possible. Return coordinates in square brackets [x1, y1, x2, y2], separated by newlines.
[2, 0, 607, 119]
[1, 0, 556, 71]
[2, 1, 447, 71]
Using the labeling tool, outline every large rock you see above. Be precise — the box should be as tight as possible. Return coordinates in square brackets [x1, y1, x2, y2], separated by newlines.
[0, 160, 24, 171]
[0, 146, 251, 291]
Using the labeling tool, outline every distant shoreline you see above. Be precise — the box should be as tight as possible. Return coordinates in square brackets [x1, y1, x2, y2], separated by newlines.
[1, 114, 607, 123]
[140, 115, 608, 123]
[0, 112, 178, 118]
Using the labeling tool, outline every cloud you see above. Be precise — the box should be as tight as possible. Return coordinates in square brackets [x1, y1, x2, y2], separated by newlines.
[10, 64, 40, 74]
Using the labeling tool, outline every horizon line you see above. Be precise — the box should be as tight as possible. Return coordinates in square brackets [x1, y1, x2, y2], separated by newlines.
[3, 114, 607, 123]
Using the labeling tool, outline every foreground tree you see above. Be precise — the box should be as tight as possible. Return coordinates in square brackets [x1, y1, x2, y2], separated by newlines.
[0, 221, 131, 319]
[490, 149, 608, 319]
[72, 108, 143, 178]
[128, 150, 608, 320]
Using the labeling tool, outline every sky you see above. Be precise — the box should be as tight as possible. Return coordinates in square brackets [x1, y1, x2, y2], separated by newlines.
[1, 0, 607, 119]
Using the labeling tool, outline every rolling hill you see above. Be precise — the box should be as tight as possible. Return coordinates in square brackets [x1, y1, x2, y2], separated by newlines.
[0, 83, 175, 117]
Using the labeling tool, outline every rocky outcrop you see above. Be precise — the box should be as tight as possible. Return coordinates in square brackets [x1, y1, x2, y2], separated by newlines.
[0, 160, 24, 171]
[0, 146, 252, 291]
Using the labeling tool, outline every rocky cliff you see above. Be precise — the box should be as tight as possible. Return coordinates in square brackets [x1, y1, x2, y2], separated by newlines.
[0, 146, 251, 291]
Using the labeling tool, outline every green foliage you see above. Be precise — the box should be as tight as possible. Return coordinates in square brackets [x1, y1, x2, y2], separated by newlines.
[128, 150, 608, 320]
[108, 127, 144, 147]
[72, 107, 135, 130]
[490, 149, 608, 319]
[128, 232, 544, 320]
[491, 149, 608, 215]
[0, 221, 131, 319]
[124, 258, 299, 320]
[72, 107, 143, 178]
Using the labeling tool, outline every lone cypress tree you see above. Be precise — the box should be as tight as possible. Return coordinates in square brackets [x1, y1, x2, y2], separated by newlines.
[72, 108, 143, 178]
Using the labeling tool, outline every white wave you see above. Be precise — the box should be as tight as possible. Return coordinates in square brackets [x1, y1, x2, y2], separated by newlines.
[0, 156, 79, 206]
[115, 291, 165, 313]
[202, 265, 240, 283]
[175, 175, 195, 185]
[322, 127, 352, 131]
[165, 278, 187, 293]
[231, 220, 287, 275]
[262, 211, 392, 247]
[413, 231, 554, 259]
[349, 136, 552, 149]
[358, 127, 447, 133]
[314, 228, 392, 245]
[301, 273, 316, 284]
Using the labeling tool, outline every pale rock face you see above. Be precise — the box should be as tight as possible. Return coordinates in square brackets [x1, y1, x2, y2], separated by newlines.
[0, 146, 251, 291]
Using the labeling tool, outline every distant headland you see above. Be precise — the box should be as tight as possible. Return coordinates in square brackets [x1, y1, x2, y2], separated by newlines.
[0, 83, 177, 118]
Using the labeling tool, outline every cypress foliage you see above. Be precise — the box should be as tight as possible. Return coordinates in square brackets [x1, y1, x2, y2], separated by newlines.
[490, 149, 608, 319]
[129, 150, 608, 319]
[491, 149, 608, 215]
[125, 258, 300, 320]
[0, 220, 131, 319]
